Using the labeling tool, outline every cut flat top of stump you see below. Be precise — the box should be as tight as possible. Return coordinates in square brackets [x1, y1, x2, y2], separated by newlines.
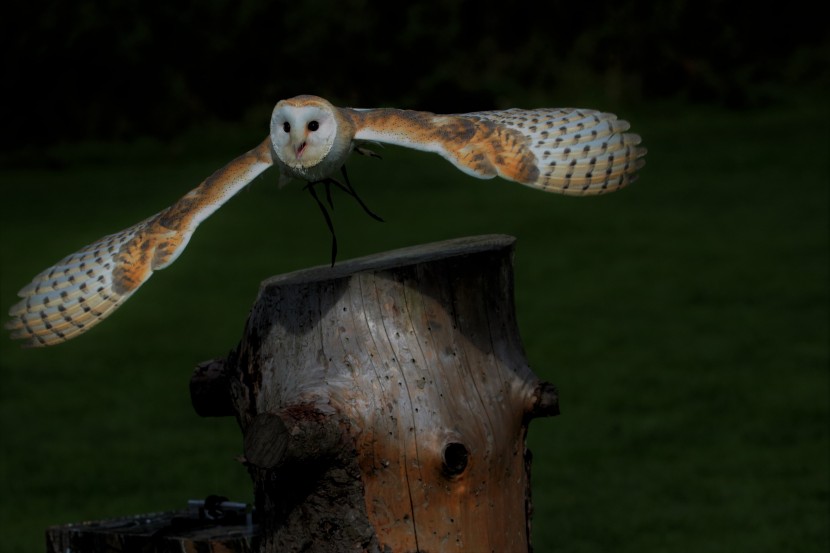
[262, 234, 516, 287]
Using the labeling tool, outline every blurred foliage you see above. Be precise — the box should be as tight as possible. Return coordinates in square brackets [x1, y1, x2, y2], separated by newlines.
[2, 0, 827, 149]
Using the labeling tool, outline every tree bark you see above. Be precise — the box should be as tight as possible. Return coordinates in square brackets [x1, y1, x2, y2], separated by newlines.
[197, 234, 559, 553]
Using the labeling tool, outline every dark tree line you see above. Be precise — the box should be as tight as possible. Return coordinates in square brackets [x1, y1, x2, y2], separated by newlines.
[2, 0, 826, 149]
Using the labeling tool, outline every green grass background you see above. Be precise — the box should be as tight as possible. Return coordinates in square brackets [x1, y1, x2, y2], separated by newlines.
[0, 99, 827, 552]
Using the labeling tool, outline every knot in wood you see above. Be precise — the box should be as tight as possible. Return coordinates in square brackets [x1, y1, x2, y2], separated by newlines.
[243, 413, 289, 469]
[442, 442, 469, 477]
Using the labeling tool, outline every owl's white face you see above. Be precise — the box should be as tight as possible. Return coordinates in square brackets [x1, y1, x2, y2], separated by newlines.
[270, 97, 340, 179]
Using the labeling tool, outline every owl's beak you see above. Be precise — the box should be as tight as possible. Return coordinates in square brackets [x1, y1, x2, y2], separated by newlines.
[295, 141, 307, 160]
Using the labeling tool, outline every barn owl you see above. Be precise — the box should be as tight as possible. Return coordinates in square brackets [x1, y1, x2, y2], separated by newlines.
[6, 95, 646, 347]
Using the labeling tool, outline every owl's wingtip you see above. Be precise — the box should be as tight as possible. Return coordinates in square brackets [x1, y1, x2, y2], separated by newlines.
[5, 324, 38, 348]
[18, 338, 41, 349]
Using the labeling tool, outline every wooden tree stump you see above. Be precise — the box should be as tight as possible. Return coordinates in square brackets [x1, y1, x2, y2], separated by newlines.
[193, 234, 559, 553]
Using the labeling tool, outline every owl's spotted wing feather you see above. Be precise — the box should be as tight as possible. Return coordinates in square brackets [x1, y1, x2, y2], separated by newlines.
[6, 138, 273, 347]
[6, 218, 156, 346]
[346, 107, 645, 195]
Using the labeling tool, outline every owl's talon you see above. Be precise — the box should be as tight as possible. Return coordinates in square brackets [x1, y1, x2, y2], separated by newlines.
[354, 144, 382, 159]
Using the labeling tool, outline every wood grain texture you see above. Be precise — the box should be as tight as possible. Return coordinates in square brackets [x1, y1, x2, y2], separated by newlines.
[218, 235, 558, 553]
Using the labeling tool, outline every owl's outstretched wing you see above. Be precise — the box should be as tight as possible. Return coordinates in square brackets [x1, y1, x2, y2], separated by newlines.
[6, 138, 273, 347]
[346, 107, 645, 195]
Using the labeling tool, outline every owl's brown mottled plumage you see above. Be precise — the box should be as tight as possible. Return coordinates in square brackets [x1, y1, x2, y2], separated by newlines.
[346, 106, 644, 194]
[6, 139, 273, 346]
[7, 95, 646, 347]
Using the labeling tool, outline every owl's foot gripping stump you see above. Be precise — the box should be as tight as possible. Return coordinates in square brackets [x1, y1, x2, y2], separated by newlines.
[192, 234, 560, 553]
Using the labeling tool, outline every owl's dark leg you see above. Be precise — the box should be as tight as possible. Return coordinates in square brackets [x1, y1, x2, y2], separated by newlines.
[337, 165, 384, 222]
[305, 182, 338, 266]
[305, 165, 384, 266]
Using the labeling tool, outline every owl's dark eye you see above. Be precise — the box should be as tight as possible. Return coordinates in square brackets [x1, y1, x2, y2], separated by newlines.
[308, 120, 319, 132]
[283, 122, 290, 133]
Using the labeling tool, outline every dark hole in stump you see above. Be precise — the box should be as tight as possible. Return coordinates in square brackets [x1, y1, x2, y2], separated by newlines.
[442, 442, 469, 476]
